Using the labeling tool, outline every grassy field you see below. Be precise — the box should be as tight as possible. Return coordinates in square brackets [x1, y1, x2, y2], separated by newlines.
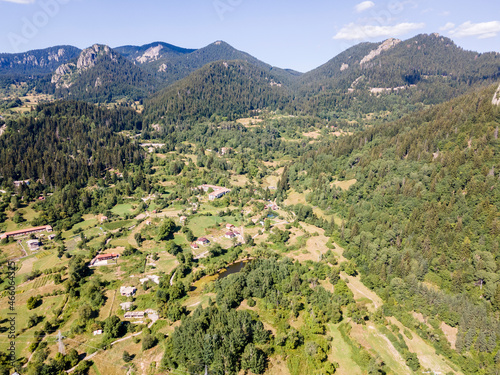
[111, 203, 135, 217]
[102, 219, 136, 231]
[328, 324, 363, 375]
[332, 179, 357, 191]
[187, 215, 226, 237]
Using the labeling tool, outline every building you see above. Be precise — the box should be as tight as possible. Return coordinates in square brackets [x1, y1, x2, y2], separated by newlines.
[226, 223, 235, 230]
[124, 311, 145, 319]
[209, 188, 231, 201]
[180, 216, 187, 224]
[120, 286, 137, 297]
[197, 184, 231, 200]
[90, 253, 119, 266]
[48, 234, 56, 240]
[220, 147, 232, 156]
[196, 237, 210, 246]
[140, 275, 160, 285]
[100, 216, 108, 223]
[93, 330, 103, 336]
[13, 180, 30, 188]
[190, 243, 199, 250]
[26, 239, 40, 251]
[225, 231, 236, 239]
[0, 225, 53, 240]
[120, 302, 133, 311]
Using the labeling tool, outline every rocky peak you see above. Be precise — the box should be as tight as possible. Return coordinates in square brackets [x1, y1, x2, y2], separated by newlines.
[360, 38, 401, 65]
[77, 44, 116, 70]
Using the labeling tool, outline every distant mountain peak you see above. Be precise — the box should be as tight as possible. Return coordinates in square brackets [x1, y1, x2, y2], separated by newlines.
[52, 44, 117, 87]
[77, 44, 116, 70]
[136, 44, 164, 64]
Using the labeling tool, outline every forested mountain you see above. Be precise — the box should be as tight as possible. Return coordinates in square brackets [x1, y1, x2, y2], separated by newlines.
[0, 45, 81, 75]
[51, 44, 157, 102]
[114, 41, 196, 65]
[287, 83, 500, 372]
[141, 40, 301, 87]
[144, 60, 292, 123]
[297, 34, 500, 115]
[0, 101, 143, 188]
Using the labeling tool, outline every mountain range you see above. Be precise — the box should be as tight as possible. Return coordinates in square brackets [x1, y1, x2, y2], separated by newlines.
[1, 33, 499, 120]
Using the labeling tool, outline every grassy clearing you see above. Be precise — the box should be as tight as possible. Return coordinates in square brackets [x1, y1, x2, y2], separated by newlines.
[388, 317, 461, 374]
[187, 216, 226, 237]
[102, 219, 136, 231]
[331, 179, 357, 191]
[350, 323, 412, 375]
[111, 203, 135, 217]
[328, 323, 363, 375]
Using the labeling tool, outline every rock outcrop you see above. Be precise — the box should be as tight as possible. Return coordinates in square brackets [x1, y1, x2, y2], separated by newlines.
[360, 38, 401, 65]
[493, 84, 500, 106]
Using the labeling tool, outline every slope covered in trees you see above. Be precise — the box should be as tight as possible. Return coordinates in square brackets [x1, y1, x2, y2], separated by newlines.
[52, 45, 157, 102]
[0, 101, 144, 189]
[297, 34, 500, 116]
[287, 84, 500, 372]
[144, 60, 292, 123]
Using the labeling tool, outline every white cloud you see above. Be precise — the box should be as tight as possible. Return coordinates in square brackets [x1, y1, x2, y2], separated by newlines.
[333, 22, 425, 41]
[449, 21, 500, 39]
[355, 1, 375, 13]
[0, 0, 36, 3]
[440, 22, 455, 31]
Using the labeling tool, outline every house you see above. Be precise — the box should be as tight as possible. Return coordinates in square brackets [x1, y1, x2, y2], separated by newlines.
[120, 286, 137, 297]
[90, 253, 119, 266]
[93, 330, 102, 336]
[48, 234, 56, 240]
[13, 180, 30, 188]
[209, 188, 231, 201]
[120, 302, 133, 311]
[197, 184, 232, 200]
[124, 311, 145, 319]
[226, 223, 235, 230]
[26, 239, 40, 251]
[0, 225, 53, 240]
[190, 243, 199, 250]
[100, 216, 108, 223]
[140, 275, 160, 285]
[220, 147, 232, 156]
[38, 196, 45, 201]
[225, 231, 236, 239]
[196, 238, 210, 246]
[180, 216, 187, 224]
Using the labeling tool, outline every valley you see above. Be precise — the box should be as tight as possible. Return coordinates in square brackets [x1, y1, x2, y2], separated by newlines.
[0, 31, 499, 375]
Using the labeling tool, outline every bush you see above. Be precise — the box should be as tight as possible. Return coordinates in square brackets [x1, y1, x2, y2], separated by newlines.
[142, 334, 158, 351]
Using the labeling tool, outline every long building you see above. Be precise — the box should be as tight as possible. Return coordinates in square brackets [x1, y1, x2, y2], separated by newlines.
[0, 225, 52, 240]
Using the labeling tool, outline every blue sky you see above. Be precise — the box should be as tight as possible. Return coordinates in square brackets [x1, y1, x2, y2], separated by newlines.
[0, 0, 499, 72]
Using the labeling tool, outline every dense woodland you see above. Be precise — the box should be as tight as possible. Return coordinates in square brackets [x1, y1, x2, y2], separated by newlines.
[0, 101, 143, 188]
[287, 84, 500, 372]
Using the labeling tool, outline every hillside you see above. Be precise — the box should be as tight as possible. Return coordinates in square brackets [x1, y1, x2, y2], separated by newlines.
[298, 33, 500, 115]
[0, 45, 81, 76]
[149, 40, 300, 87]
[51, 44, 157, 102]
[0, 101, 143, 189]
[288, 83, 500, 372]
[144, 60, 292, 123]
[114, 41, 196, 65]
